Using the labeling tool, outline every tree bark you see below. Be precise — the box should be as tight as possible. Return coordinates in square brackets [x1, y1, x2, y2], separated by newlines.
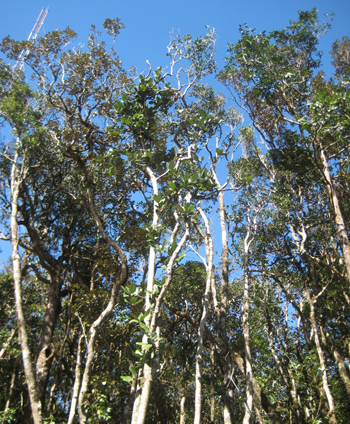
[1, 366, 17, 424]
[35, 273, 60, 410]
[232, 351, 284, 424]
[216, 183, 234, 424]
[332, 345, 350, 396]
[67, 334, 84, 424]
[180, 394, 186, 424]
[305, 288, 337, 424]
[320, 148, 350, 286]
[194, 206, 213, 424]
[11, 147, 43, 424]
[242, 220, 253, 424]
[210, 347, 215, 423]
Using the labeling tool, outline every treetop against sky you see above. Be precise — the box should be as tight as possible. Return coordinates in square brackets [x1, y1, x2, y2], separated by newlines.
[1, 0, 349, 74]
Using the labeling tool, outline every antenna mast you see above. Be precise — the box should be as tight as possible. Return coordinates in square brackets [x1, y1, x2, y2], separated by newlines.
[13, 7, 49, 72]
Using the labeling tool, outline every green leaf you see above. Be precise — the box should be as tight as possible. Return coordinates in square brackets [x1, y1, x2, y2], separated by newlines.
[139, 322, 149, 333]
[136, 342, 153, 349]
[176, 250, 186, 262]
[129, 366, 137, 376]
[152, 194, 162, 203]
[121, 376, 133, 382]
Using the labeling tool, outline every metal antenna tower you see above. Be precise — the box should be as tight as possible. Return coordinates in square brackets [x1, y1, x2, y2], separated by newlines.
[13, 7, 49, 73]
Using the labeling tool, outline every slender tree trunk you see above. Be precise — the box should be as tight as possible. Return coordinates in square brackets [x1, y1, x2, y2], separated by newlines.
[1, 366, 17, 424]
[67, 334, 84, 424]
[35, 274, 61, 410]
[242, 208, 254, 424]
[232, 351, 284, 424]
[77, 268, 126, 423]
[74, 158, 128, 423]
[180, 393, 186, 424]
[121, 376, 137, 424]
[210, 346, 215, 423]
[332, 346, 350, 396]
[318, 321, 350, 397]
[242, 252, 253, 424]
[194, 206, 213, 424]
[267, 318, 304, 422]
[131, 168, 191, 424]
[131, 167, 159, 424]
[305, 288, 337, 424]
[320, 148, 350, 286]
[0, 327, 16, 359]
[216, 186, 234, 424]
[11, 148, 43, 424]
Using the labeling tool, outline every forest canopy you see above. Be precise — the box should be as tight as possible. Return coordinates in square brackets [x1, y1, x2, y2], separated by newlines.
[0, 9, 350, 424]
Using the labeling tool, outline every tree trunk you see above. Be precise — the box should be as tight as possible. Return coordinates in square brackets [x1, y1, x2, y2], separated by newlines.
[210, 347, 215, 423]
[305, 288, 337, 424]
[232, 351, 284, 424]
[320, 148, 350, 286]
[67, 334, 84, 424]
[1, 366, 17, 424]
[78, 268, 126, 423]
[194, 206, 213, 424]
[242, 205, 254, 424]
[332, 345, 350, 396]
[217, 186, 234, 424]
[35, 274, 61, 410]
[180, 394, 186, 424]
[242, 248, 253, 424]
[131, 167, 158, 424]
[11, 149, 43, 424]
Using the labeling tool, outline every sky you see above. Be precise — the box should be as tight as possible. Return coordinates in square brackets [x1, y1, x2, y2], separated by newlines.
[0, 0, 350, 264]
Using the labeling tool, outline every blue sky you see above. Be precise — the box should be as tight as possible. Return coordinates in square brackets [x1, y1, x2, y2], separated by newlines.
[1, 0, 350, 264]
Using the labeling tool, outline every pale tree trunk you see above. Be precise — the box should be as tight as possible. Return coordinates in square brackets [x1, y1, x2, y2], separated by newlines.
[77, 265, 127, 423]
[133, 218, 190, 424]
[232, 351, 284, 424]
[0, 327, 16, 359]
[209, 163, 234, 423]
[320, 148, 350, 286]
[332, 346, 350, 396]
[121, 375, 137, 424]
[67, 334, 84, 424]
[243, 260, 253, 424]
[131, 167, 191, 424]
[194, 205, 213, 424]
[305, 288, 337, 424]
[179, 394, 186, 424]
[242, 230, 253, 424]
[11, 146, 43, 424]
[216, 184, 234, 424]
[267, 315, 304, 422]
[74, 160, 128, 424]
[318, 320, 350, 397]
[1, 366, 17, 424]
[210, 347, 215, 423]
[131, 167, 158, 424]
